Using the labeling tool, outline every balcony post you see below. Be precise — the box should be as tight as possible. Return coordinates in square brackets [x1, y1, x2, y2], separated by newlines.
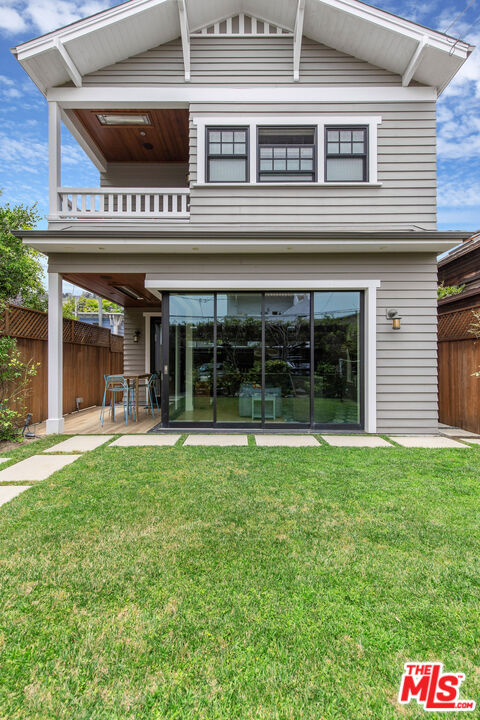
[46, 272, 64, 434]
[48, 101, 61, 217]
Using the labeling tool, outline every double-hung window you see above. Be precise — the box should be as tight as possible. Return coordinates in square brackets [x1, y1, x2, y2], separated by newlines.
[206, 127, 249, 182]
[325, 126, 368, 182]
[258, 127, 316, 182]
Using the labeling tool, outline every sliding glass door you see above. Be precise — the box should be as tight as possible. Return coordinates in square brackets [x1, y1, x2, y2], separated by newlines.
[164, 291, 363, 428]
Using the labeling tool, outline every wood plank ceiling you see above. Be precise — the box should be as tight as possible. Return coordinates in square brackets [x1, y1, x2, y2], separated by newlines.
[62, 273, 160, 307]
[74, 109, 189, 162]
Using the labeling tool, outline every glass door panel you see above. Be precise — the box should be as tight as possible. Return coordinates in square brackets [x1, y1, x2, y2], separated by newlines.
[168, 294, 215, 422]
[216, 293, 262, 423]
[264, 293, 311, 423]
[313, 291, 361, 425]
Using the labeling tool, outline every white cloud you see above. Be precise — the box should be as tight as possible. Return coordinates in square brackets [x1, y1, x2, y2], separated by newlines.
[0, 74, 15, 86]
[0, 0, 119, 36]
[438, 181, 480, 207]
[0, 5, 27, 33]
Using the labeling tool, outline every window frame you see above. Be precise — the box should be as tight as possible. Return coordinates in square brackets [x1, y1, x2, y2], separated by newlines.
[205, 125, 250, 184]
[256, 125, 317, 183]
[324, 125, 369, 183]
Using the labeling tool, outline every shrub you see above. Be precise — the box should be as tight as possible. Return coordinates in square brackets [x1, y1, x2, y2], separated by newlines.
[0, 334, 39, 441]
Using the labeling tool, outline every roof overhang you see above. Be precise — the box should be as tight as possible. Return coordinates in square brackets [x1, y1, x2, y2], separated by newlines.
[12, 0, 473, 95]
[16, 228, 470, 255]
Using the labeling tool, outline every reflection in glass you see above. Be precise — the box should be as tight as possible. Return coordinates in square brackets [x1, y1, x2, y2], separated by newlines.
[216, 294, 262, 422]
[169, 294, 215, 422]
[264, 293, 311, 423]
[313, 292, 361, 425]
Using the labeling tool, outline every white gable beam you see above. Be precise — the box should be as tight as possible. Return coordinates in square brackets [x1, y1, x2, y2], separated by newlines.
[402, 35, 428, 87]
[54, 38, 82, 88]
[293, 0, 305, 82]
[178, 0, 191, 82]
[61, 108, 107, 173]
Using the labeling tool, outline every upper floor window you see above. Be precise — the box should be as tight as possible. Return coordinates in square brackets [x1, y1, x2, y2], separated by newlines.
[325, 126, 368, 182]
[206, 127, 249, 182]
[258, 127, 316, 182]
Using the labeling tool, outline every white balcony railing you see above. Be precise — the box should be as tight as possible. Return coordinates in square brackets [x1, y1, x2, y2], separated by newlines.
[54, 187, 190, 220]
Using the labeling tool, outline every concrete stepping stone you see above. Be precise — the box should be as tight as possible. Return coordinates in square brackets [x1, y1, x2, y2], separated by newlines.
[109, 435, 181, 447]
[43, 435, 114, 453]
[0, 455, 80, 482]
[440, 427, 480, 438]
[255, 435, 320, 447]
[0, 458, 11, 464]
[184, 435, 248, 446]
[0, 486, 31, 507]
[464, 439, 480, 445]
[391, 435, 469, 449]
[322, 435, 393, 447]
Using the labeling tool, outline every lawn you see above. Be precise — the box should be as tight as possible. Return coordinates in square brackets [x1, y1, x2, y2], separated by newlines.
[0, 439, 479, 719]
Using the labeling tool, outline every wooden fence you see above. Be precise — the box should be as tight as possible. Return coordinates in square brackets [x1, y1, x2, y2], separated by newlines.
[0, 304, 124, 423]
[438, 306, 480, 433]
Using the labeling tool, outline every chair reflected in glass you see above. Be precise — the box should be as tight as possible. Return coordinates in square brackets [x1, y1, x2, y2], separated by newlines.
[136, 373, 160, 417]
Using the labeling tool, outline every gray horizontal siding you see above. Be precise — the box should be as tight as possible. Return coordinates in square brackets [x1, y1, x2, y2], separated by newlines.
[100, 163, 188, 188]
[123, 308, 145, 374]
[189, 101, 437, 230]
[50, 251, 438, 434]
[82, 36, 402, 86]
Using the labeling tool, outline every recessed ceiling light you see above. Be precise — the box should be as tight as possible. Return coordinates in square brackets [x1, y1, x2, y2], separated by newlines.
[96, 113, 151, 126]
[139, 130, 146, 137]
[143, 142, 154, 150]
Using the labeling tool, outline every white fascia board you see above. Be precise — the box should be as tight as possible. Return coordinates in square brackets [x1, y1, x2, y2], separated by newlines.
[47, 85, 437, 107]
[293, 0, 306, 82]
[145, 278, 381, 290]
[15, 0, 169, 61]
[24, 238, 461, 255]
[402, 35, 428, 87]
[315, 0, 471, 59]
[54, 38, 82, 87]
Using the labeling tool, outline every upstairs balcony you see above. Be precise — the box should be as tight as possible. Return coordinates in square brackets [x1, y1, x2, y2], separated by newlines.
[48, 107, 190, 227]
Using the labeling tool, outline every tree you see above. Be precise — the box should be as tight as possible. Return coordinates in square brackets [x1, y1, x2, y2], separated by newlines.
[0, 197, 46, 311]
[62, 296, 123, 319]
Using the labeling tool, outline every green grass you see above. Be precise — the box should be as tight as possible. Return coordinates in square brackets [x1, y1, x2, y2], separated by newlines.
[0, 444, 479, 719]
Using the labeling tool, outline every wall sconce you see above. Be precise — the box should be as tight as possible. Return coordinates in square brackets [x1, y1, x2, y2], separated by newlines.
[386, 309, 402, 330]
[133, 329, 141, 343]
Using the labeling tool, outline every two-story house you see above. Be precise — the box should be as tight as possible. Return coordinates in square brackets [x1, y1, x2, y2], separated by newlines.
[13, 0, 472, 434]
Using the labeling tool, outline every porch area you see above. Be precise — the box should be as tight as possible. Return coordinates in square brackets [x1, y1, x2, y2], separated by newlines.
[36, 405, 158, 435]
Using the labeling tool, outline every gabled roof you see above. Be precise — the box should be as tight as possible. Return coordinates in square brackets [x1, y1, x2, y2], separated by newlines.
[12, 0, 473, 94]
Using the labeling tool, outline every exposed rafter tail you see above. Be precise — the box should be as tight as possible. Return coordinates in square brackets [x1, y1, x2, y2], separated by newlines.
[178, 0, 191, 82]
[402, 35, 428, 87]
[293, 0, 306, 82]
[54, 38, 82, 88]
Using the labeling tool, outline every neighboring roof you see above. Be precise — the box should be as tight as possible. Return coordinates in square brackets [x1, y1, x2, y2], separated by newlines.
[438, 231, 480, 269]
[12, 0, 473, 95]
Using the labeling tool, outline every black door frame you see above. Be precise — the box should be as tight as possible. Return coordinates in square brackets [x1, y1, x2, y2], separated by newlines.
[160, 291, 364, 431]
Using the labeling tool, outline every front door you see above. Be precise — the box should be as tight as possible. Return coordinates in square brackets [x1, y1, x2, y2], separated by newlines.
[162, 291, 363, 429]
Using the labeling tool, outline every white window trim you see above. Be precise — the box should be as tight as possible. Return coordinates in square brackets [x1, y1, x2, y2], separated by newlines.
[144, 278, 380, 433]
[193, 115, 382, 185]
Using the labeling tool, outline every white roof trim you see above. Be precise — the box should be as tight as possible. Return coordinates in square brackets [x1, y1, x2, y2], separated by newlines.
[12, 0, 473, 95]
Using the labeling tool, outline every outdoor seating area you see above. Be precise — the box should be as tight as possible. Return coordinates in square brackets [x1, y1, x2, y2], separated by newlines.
[100, 373, 160, 427]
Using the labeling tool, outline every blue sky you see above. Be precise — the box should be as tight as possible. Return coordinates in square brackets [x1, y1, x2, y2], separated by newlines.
[0, 0, 479, 233]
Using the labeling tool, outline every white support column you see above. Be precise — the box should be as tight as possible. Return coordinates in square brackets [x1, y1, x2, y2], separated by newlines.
[48, 102, 61, 218]
[46, 273, 64, 434]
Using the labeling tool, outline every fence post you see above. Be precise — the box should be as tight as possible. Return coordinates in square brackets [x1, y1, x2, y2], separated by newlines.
[5, 305, 9, 335]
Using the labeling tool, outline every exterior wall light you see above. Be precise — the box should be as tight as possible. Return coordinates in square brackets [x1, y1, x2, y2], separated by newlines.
[386, 309, 402, 330]
[133, 330, 141, 343]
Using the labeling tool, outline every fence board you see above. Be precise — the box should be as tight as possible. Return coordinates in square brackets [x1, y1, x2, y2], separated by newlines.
[438, 306, 480, 434]
[1, 305, 124, 423]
